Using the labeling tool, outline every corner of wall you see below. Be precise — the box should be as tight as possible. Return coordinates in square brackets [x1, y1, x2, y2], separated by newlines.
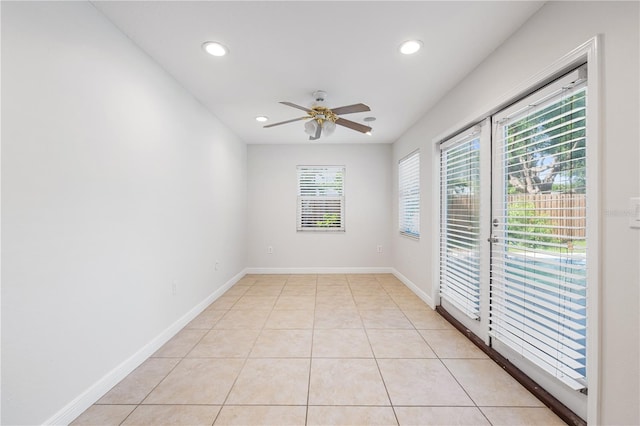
[391, 268, 435, 309]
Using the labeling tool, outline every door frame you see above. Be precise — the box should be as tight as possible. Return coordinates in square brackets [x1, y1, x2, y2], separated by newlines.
[431, 36, 601, 423]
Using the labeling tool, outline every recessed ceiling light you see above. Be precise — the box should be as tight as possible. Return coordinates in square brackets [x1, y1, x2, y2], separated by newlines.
[255, 116, 269, 122]
[399, 40, 422, 55]
[202, 41, 228, 57]
[363, 116, 377, 122]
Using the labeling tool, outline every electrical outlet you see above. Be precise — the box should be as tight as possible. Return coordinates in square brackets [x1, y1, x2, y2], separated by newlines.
[214, 261, 220, 271]
[172, 280, 177, 296]
[267, 246, 274, 254]
[377, 245, 383, 253]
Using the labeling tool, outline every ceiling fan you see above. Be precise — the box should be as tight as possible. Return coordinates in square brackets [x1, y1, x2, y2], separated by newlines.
[264, 90, 372, 140]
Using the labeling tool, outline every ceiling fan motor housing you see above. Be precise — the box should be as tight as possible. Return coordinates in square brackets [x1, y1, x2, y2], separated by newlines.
[310, 106, 337, 124]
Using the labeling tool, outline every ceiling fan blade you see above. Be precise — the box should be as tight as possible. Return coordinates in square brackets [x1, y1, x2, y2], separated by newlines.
[309, 121, 322, 140]
[335, 117, 372, 134]
[330, 103, 371, 115]
[263, 116, 309, 128]
[280, 101, 312, 113]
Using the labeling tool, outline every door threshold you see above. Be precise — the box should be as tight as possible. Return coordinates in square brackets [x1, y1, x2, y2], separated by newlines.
[436, 306, 586, 426]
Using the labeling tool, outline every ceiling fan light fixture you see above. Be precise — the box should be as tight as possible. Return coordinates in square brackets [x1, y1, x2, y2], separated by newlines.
[255, 115, 269, 122]
[399, 40, 422, 55]
[202, 41, 228, 57]
[323, 120, 336, 137]
[304, 120, 318, 136]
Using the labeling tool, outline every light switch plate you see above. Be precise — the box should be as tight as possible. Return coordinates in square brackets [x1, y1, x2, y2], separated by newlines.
[630, 197, 640, 229]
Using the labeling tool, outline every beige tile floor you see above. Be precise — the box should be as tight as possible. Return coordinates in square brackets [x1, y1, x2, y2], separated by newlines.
[72, 274, 567, 426]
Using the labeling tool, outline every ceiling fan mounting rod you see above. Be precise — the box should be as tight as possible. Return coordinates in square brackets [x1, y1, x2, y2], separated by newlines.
[313, 90, 327, 103]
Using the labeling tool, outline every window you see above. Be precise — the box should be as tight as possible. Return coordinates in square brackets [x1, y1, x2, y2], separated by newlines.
[297, 166, 345, 232]
[399, 151, 420, 238]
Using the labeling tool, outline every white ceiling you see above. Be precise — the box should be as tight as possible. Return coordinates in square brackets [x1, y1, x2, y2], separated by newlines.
[93, 1, 544, 145]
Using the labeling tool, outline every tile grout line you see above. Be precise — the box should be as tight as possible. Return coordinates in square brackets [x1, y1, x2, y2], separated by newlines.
[304, 274, 318, 426]
[375, 276, 403, 426]
[437, 354, 486, 419]
[117, 280, 256, 424]
[381, 275, 490, 424]
[356, 276, 400, 426]
[211, 275, 277, 425]
[115, 304, 222, 425]
[74, 274, 559, 425]
[206, 275, 256, 426]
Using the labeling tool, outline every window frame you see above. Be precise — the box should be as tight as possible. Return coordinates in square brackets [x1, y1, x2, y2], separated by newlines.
[296, 165, 346, 232]
[398, 150, 421, 239]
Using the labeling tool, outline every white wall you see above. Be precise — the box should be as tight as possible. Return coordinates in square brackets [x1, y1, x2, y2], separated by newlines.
[1, 2, 247, 424]
[391, 2, 639, 425]
[247, 144, 391, 271]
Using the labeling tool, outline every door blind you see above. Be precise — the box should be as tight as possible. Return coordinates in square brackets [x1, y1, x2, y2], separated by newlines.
[399, 150, 420, 238]
[440, 127, 482, 319]
[490, 67, 588, 391]
[297, 166, 345, 231]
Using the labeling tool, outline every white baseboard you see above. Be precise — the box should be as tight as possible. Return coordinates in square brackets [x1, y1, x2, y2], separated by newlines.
[44, 268, 248, 426]
[45, 267, 431, 425]
[391, 268, 435, 309]
[244, 267, 434, 309]
[245, 266, 394, 275]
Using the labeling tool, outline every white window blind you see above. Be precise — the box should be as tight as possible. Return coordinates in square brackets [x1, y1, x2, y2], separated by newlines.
[440, 127, 482, 319]
[490, 67, 588, 391]
[297, 166, 345, 232]
[399, 151, 420, 238]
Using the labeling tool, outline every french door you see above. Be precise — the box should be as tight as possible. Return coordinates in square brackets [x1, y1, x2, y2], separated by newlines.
[439, 65, 589, 418]
[439, 119, 491, 341]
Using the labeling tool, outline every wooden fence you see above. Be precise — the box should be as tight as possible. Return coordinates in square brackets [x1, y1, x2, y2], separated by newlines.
[508, 193, 586, 239]
[446, 193, 586, 239]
